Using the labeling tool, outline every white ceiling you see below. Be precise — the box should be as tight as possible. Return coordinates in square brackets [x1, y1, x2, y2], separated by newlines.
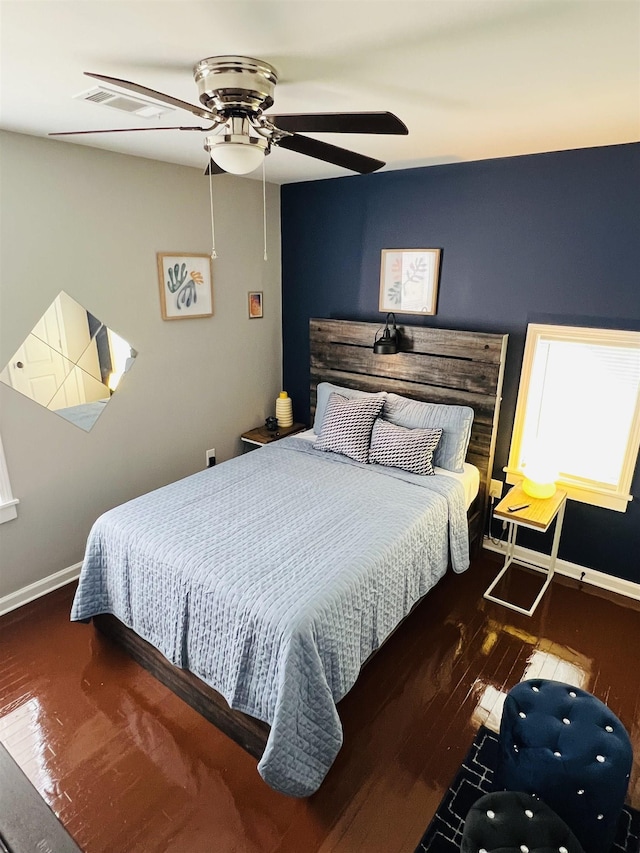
[1, 1, 638, 184]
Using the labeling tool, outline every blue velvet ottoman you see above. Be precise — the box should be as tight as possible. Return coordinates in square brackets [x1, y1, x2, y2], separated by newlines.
[461, 791, 585, 853]
[494, 679, 633, 853]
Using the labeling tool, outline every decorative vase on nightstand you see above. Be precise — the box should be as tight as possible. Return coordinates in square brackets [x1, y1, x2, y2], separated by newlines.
[275, 391, 293, 427]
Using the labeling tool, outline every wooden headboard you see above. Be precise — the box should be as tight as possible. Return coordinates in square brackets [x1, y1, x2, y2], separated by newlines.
[310, 318, 508, 550]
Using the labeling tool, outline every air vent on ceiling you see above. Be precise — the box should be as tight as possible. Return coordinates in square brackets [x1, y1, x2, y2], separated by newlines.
[74, 86, 174, 119]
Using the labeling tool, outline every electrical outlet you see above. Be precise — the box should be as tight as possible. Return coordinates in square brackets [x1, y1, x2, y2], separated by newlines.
[206, 448, 216, 468]
[489, 478, 503, 499]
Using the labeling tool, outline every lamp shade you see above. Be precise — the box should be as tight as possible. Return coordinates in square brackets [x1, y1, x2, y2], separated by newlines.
[521, 455, 558, 499]
[373, 313, 401, 354]
[210, 141, 265, 175]
[522, 477, 557, 499]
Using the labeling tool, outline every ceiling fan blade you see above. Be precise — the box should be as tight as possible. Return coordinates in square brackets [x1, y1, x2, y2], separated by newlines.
[204, 158, 226, 176]
[271, 111, 408, 135]
[276, 134, 384, 174]
[84, 72, 217, 121]
[49, 126, 207, 136]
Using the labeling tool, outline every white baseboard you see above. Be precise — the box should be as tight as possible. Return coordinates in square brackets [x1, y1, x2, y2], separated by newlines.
[0, 562, 82, 617]
[483, 537, 640, 603]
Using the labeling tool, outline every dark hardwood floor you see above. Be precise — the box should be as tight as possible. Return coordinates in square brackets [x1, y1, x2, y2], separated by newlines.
[1, 553, 639, 853]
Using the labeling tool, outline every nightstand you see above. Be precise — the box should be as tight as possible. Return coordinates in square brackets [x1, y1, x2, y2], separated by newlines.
[484, 483, 567, 616]
[240, 422, 306, 448]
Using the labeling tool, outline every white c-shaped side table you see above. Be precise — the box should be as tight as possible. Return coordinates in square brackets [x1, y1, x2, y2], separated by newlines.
[484, 484, 568, 616]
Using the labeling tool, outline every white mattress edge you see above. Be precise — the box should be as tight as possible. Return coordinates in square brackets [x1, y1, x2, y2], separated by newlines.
[291, 428, 479, 509]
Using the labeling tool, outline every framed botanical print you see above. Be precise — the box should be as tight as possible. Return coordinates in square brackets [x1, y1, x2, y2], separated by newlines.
[157, 253, 213, 320]
[379, 249, 441, 315]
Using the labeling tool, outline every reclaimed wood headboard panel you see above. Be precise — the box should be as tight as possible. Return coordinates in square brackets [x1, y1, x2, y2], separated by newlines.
[310, 318, 508, 550]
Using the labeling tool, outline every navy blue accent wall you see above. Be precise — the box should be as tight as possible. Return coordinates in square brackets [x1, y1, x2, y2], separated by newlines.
[281, 143, 640, 583]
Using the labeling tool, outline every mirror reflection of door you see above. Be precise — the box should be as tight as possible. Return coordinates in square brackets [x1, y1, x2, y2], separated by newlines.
[0, 291, 136, 431]
[4, 334, 71, 406]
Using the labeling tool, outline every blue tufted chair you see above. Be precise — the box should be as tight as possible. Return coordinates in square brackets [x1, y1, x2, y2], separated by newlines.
[494, 679, 633, 853]
[461, 790, 585, 853]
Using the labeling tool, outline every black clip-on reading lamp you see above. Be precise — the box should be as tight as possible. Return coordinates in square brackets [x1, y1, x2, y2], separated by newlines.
[373, 312, 401, 354]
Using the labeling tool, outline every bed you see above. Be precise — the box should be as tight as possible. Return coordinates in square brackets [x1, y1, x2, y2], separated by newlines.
[71, 319, 508, 797]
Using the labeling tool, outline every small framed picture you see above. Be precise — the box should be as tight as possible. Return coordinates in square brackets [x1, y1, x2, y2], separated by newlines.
[248, 291, 263, 318]
[157, 253, 213, 320]
[379, 249, 441, 315]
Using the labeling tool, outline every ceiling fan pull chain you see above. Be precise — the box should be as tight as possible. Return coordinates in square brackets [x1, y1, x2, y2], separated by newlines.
[208, 164, 217, 259]
[262, 158, 268, 261]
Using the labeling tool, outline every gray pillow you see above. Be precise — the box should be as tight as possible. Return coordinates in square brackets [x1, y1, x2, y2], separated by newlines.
[369, 419, 442, 475]
[315, 392, 385, 463]
[313, 382, 387, 434]
[383, 393, 474, 473]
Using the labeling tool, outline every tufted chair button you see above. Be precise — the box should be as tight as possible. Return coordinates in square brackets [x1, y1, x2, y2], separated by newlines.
[554, 751, 561, 757]
[486, 809, 495, 819]
[596, 755, 605, 763]
[532, 685, 540, 692]
[559, 847, 569, 853]
[520, 846, 529, 853]
[597, 814, 604, 820]
[525, 809, 534, 818]
[569, 691, 577, 698]
[605, 725, 614, 732]
[519, 711, 526, 718]
[563, 717, 571, 725]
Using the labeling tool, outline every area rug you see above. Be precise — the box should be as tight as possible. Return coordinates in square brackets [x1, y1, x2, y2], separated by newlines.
[0, 743, 82, 852]
[414, 725, 640, 853]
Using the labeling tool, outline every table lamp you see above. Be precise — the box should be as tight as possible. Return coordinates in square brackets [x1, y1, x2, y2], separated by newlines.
[522, 456, 558, 499]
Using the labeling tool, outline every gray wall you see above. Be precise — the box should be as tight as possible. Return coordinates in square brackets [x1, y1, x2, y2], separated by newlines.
[0, 131, 282, 599]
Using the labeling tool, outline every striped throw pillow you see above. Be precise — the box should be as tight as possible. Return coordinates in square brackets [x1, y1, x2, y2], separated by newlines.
[383, 393, 474, 473]
[369, 418, 442, 475]
[315, 392, 385, 463]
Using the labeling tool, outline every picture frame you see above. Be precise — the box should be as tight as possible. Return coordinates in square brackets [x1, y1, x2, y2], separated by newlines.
[157, 253, 213, 320]
[248, 291, 263, 319]
[379, 248, 441, 315]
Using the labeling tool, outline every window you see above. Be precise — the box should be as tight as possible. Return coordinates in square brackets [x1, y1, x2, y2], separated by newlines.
[506, 324, 640, 512]
[0, 434, 18, 523]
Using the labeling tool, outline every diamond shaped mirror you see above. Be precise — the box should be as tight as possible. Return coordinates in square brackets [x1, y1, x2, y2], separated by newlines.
[0, 291, 136, 431]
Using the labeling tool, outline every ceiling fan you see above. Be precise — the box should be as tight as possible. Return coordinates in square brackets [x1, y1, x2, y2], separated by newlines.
[50, 55, 409, 176]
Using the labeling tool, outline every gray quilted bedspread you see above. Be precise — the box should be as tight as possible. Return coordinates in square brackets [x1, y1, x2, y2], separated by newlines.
[71, 437, 469, 796]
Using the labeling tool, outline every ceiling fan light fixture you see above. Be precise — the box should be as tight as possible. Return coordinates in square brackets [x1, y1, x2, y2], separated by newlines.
[211, 141, 264, 175]
[205, 132, 268, 175]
